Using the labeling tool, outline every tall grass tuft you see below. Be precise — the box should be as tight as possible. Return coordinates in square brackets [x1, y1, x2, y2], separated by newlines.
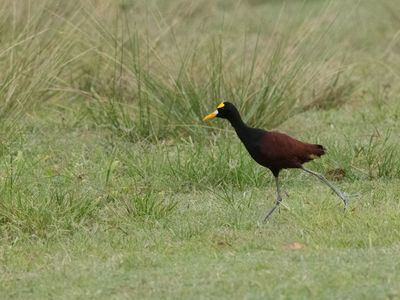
[57, 1, 355, 140]
[0, 1, 86, 137]
[0, 1, 354, 140]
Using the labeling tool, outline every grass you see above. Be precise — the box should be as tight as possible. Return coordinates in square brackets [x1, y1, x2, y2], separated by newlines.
[1, 0, 400, 299]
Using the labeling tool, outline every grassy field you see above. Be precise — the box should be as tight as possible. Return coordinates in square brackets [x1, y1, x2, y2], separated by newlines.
[1, 0, 400, 299]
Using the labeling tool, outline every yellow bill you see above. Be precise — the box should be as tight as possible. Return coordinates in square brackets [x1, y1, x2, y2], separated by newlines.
[203, 102, 225, 121]
[203, 110, 218, 121]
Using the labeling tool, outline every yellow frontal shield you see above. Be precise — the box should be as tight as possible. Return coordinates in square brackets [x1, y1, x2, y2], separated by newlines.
[203, 102, 225, 121]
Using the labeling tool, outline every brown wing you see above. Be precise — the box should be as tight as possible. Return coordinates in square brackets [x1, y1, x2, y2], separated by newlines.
[259, 131, 325, 168]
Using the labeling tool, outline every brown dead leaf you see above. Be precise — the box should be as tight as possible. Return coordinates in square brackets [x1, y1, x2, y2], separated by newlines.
[285, 242, 305, 250]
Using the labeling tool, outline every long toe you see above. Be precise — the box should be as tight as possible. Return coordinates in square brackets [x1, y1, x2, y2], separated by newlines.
[263, 206, 278, 222]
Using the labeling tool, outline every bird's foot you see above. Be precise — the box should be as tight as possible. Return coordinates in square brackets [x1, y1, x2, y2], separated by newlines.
[343, 192, 349, 204]
[263, 196, 283, 222]
[263, 206, 278, 222]
[340, 192, 350, 212]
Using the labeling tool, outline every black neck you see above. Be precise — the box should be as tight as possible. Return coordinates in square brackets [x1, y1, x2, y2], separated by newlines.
[227, 108, 249, 136]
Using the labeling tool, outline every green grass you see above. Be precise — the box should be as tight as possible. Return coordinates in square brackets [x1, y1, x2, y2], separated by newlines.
[1, 0, 400, 299]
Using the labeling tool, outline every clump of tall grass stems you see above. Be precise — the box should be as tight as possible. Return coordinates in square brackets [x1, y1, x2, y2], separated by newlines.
[0, 0, 353, 141]
[56, 1, 353, 141]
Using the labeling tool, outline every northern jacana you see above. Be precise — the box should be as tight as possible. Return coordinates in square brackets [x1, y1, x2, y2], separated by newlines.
[203, 102, 348, 221]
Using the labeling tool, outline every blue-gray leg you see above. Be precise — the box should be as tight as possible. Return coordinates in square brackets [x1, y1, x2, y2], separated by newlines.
[263, 176, 283, 222]
[301, 166, 348, 208]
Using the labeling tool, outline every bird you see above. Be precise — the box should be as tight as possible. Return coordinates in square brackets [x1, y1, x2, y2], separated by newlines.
[203, 102, 348, 221]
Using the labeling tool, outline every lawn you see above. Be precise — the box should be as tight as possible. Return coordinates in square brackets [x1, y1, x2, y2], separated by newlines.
[1, 0, 400, 299]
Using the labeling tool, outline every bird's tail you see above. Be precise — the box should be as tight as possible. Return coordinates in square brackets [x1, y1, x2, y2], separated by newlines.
[311, 144, 326, 157]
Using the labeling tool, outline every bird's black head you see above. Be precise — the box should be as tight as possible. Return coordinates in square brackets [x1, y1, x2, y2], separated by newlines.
[202, 102, 239, 122]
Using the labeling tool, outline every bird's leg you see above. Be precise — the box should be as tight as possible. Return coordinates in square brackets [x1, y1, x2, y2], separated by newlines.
[301, 166, 348, 208]
[263, 176, 283, 222]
